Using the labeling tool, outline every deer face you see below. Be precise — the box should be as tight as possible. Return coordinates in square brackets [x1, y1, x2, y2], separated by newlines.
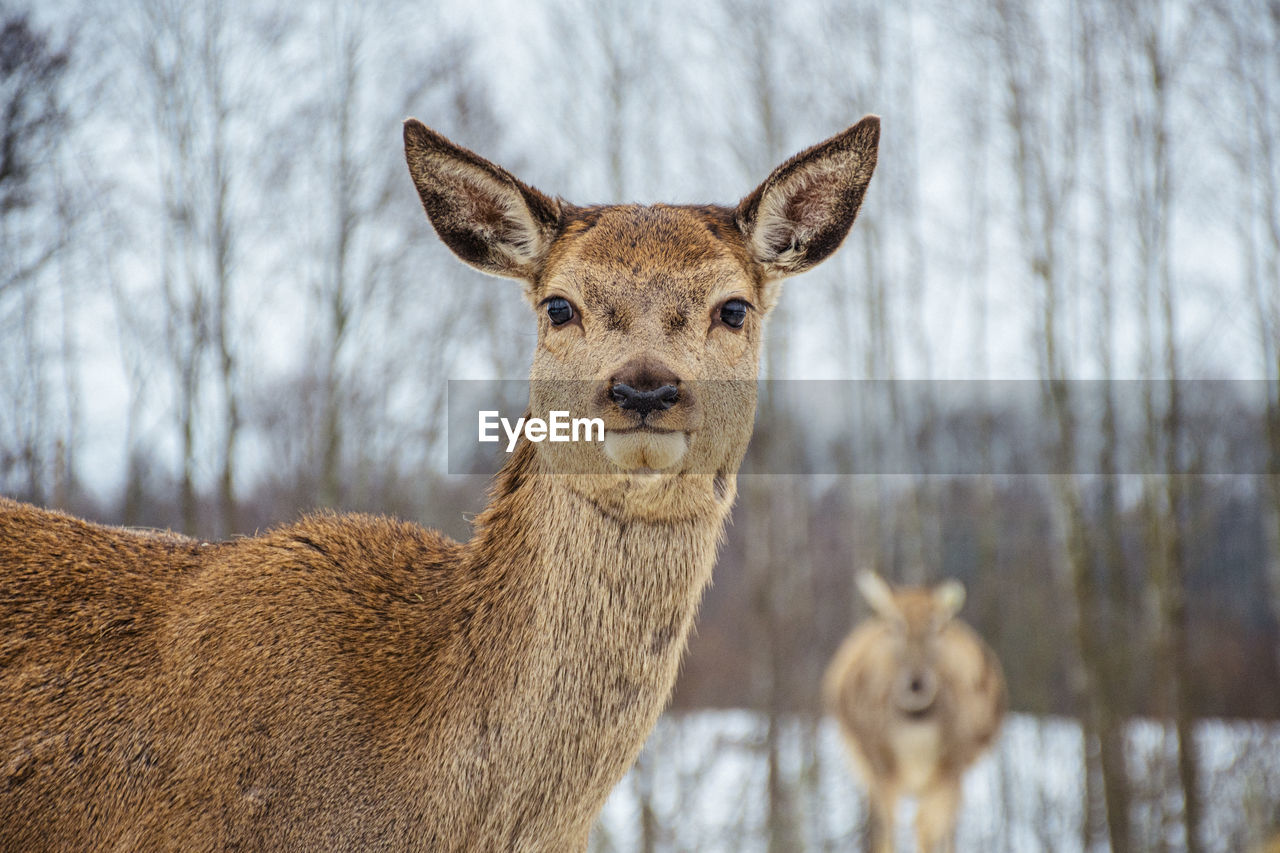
[527, 204, 763, 476]
[404, 119, 879, 492]
[858, 572, 967, 718]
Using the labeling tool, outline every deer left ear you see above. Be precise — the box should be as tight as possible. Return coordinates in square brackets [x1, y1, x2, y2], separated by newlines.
[735, 115, 879, 279]
[856, 569, 899, 620]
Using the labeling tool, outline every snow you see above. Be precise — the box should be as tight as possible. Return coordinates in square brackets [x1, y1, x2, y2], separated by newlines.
[590, 711, 1280, 852]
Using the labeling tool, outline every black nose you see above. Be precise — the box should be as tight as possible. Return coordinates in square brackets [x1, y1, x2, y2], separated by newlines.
[610, 383, 679, 417]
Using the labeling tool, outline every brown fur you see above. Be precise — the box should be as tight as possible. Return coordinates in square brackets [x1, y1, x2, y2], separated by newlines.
[823, 573, 1006, 853]
[1, 116, 879, 850]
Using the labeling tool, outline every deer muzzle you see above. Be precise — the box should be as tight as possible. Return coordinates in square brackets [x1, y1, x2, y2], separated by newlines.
[893, 667, 939, 716]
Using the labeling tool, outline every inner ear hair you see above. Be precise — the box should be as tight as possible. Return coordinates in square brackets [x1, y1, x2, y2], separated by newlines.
[934, 580, 966, 618]
[403, 119, 565, 279]
[856, 569, 899, 620]
[736, 115, 880, 278]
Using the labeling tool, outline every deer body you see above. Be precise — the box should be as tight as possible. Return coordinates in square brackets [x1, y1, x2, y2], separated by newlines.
[1, 117, 878, 850]
[824, 573, 1005, 853]
[1, 444, 719, 849]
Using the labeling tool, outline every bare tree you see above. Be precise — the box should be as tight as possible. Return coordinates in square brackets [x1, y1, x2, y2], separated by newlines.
[1079, 0, 1139, 846]
[1115, 0, 1205, 846]
[307, 1, 384, 509]
[985, 1, 1140, 850]
[1212, 0, 1280, 680]
[0, 11, 69, 295]
[0, 9, 75, 504]
[113, 0, 255, 535]
[235, 0, 512, 527]
[201, 0, 241, 536]
[722, 5, 813, 848]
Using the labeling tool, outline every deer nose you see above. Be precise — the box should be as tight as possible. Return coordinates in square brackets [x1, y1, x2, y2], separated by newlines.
[610, 383, 680, 417]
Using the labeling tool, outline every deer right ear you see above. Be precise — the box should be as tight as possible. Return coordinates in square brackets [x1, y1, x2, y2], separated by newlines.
[736, 115, 880, 280]
[404, 119, 565, 280]
[856, 570, 899, 620]
[934, 580, 966, 619]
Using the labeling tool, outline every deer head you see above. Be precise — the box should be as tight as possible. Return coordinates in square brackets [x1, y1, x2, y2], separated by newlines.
[857, 570, 967, 717]
[403, 118, 879, 515]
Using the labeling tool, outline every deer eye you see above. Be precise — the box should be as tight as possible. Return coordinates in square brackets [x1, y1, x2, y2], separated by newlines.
[545, 297, 574, 326]
[718, 299, 750, 329]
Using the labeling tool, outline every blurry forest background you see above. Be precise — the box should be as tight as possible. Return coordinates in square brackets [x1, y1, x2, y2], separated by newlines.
[2, 0, 1279, 849]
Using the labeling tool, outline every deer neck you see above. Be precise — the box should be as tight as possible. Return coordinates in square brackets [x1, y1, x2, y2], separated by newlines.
[446, 438, 733, 826]
[466, 437, 732, 678]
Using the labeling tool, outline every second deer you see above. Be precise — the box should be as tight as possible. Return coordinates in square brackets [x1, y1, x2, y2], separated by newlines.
[824, 571, 1006, 853]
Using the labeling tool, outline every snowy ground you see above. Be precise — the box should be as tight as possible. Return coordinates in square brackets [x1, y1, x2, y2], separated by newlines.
[589, 712, 1280, 852]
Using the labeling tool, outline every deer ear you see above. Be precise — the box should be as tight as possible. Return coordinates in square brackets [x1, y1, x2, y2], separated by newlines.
[856, 570, 899, 619]
[934, 580, 966, 619]
[404, 119, 565, 280]
[735, 115, 879, 279]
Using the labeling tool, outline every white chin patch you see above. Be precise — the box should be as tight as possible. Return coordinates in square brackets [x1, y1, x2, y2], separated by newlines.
[603, 431, 688, 471]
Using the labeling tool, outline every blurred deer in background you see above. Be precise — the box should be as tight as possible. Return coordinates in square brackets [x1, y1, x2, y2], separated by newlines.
[0, 117, 879, 850]
[824, 571, 1006, 853]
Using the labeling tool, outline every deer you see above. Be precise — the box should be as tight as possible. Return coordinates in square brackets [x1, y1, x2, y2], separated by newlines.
[823, 571, 1006, 853]
[0, 115, 879, 851]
